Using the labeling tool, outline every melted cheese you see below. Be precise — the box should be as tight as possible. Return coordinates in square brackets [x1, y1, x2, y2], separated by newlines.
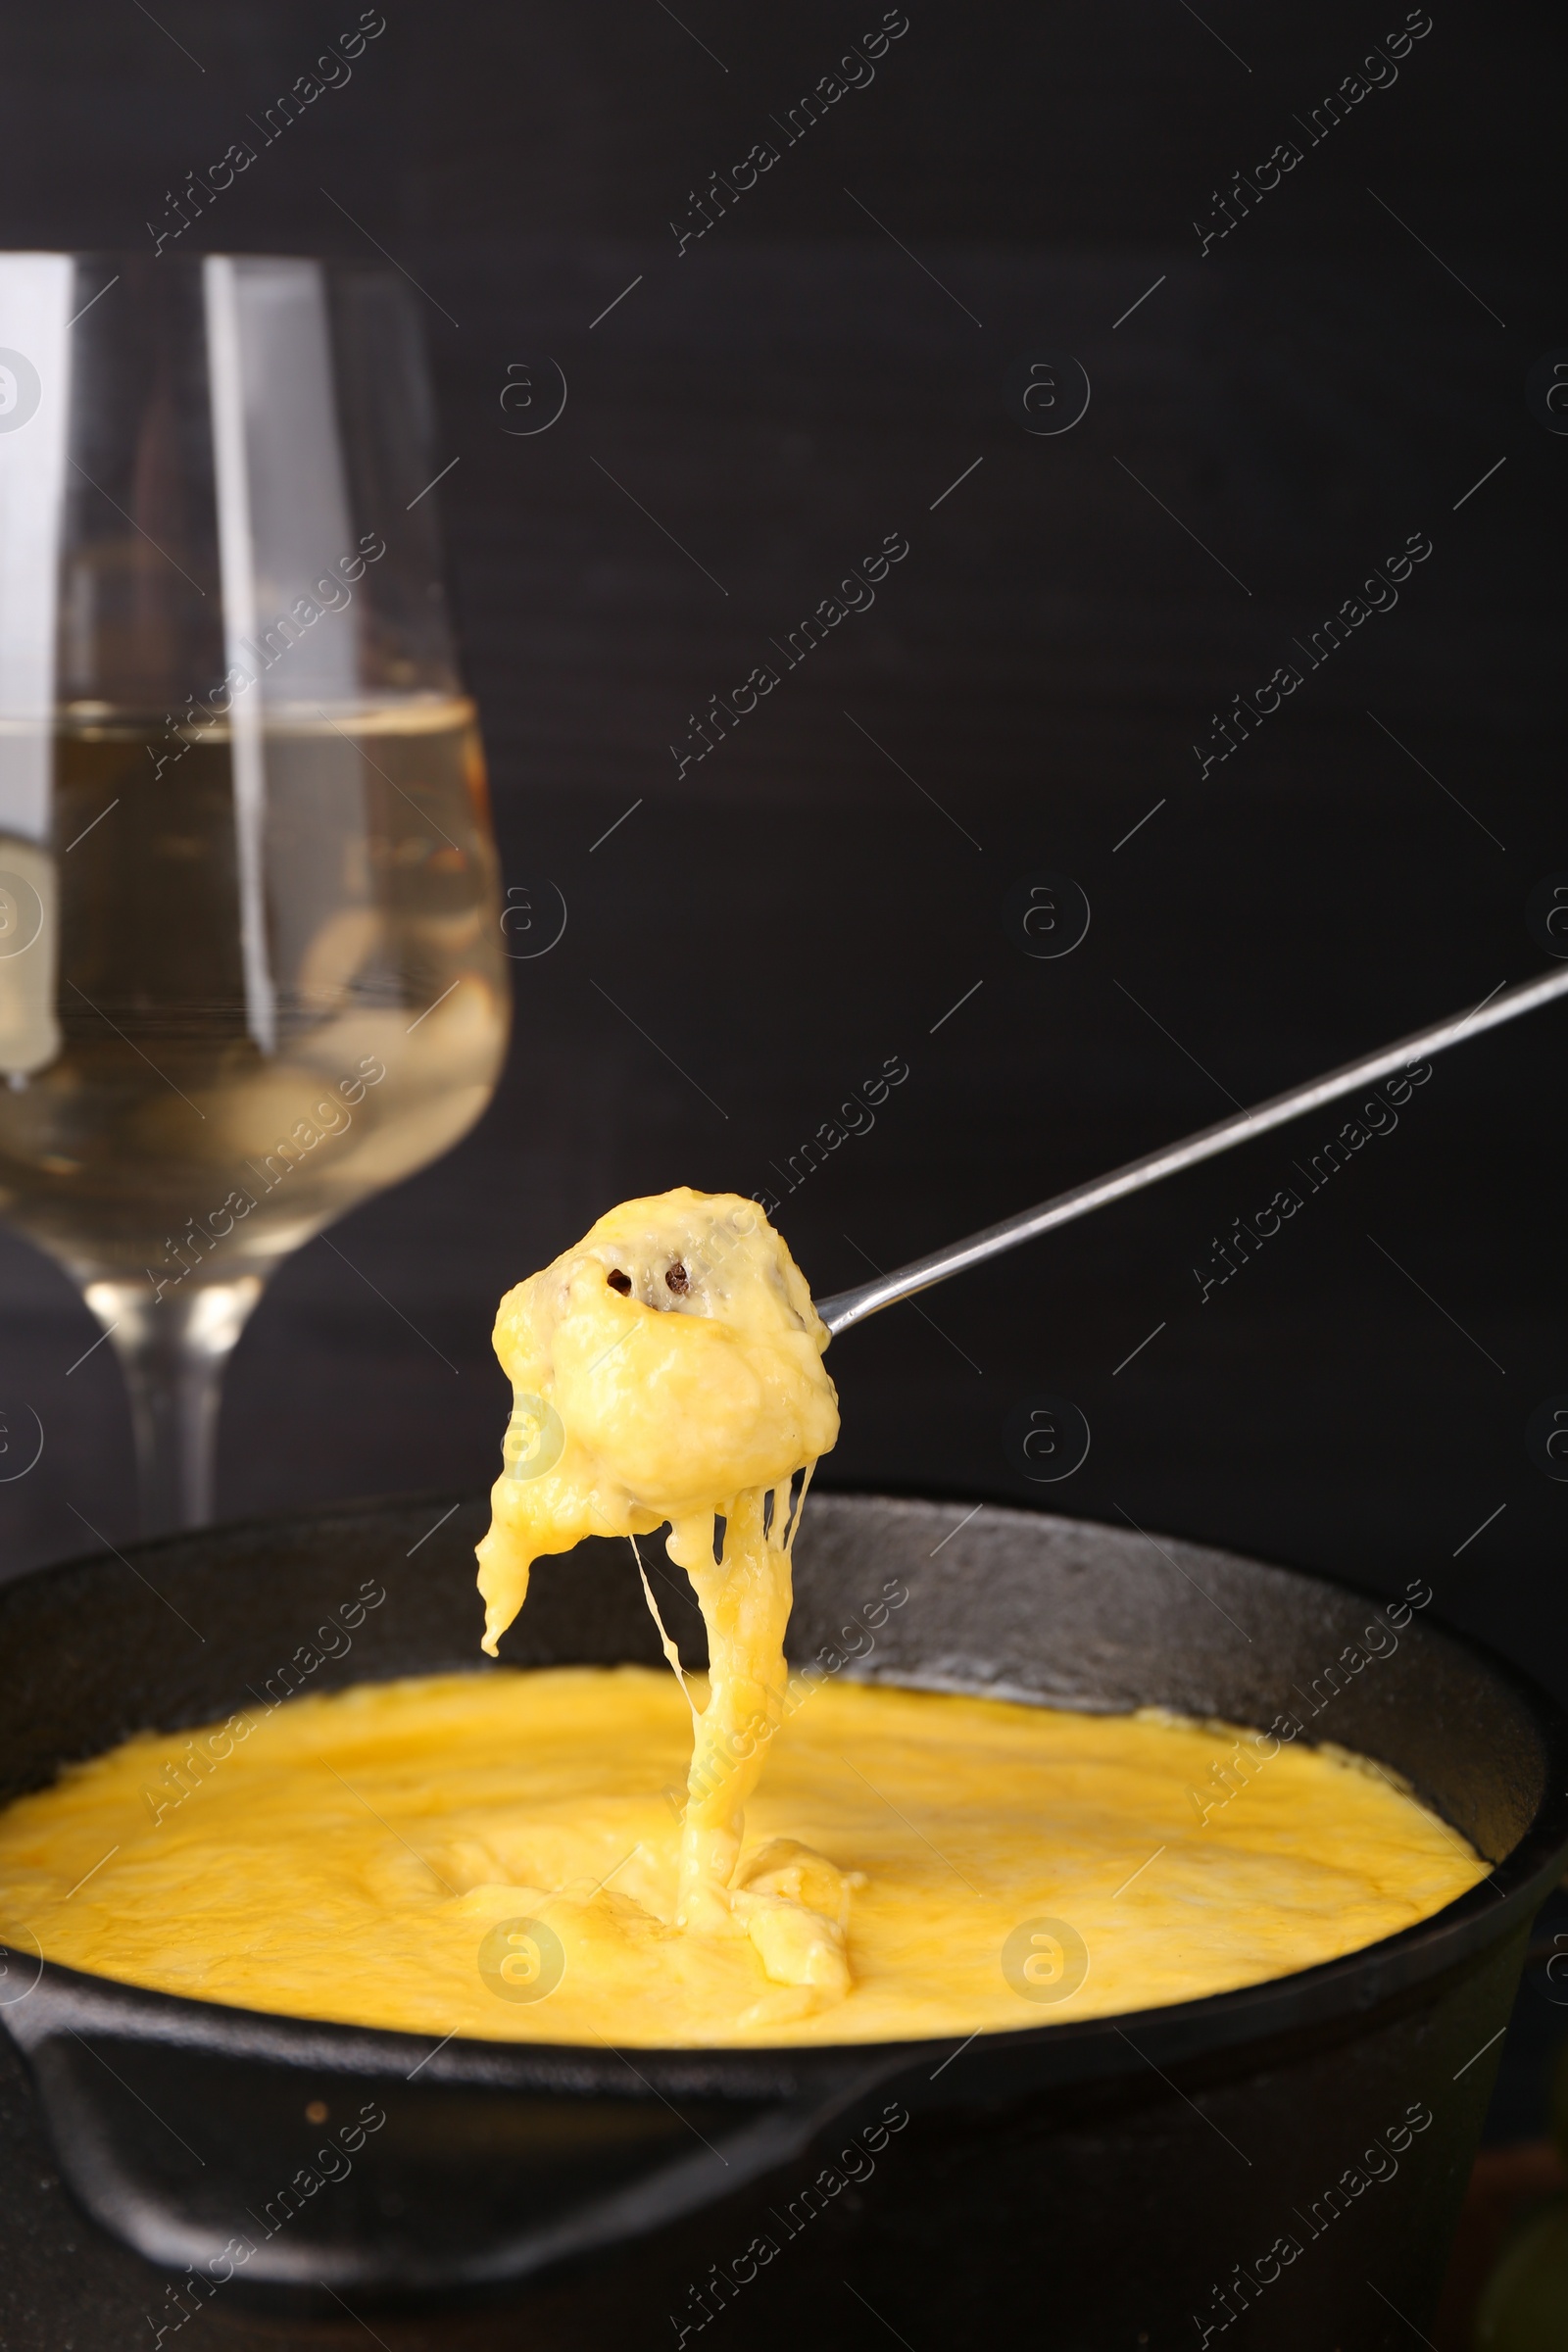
[475, 1187, 845, 2015]
[0, 1669, 1483, 2046]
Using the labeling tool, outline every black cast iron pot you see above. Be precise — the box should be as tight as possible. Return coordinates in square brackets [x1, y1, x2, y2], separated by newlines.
[1, 1490, 1564, 2352]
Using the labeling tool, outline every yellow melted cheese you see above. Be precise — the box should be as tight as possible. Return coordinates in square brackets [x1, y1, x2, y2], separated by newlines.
[0, 1668, 1483, 2046]
[0, 1187, 1486, 2044]
[476, 1187, 847, 2010]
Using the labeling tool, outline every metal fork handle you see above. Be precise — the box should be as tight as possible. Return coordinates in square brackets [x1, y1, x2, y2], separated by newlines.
[816, 963, 1568, 1336]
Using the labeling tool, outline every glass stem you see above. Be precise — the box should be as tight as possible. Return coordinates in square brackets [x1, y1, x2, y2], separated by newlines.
[84, 1275, 265, 1537]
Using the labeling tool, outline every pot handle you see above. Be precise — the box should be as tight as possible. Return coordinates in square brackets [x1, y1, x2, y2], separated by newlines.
[3, 1964, 906, 2293]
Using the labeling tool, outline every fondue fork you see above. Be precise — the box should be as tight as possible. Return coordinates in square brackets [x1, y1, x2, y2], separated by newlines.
[816, 962, 1568, 1335]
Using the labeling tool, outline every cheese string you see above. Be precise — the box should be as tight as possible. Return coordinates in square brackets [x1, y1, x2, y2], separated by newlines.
[629, 1534, 699, 1727]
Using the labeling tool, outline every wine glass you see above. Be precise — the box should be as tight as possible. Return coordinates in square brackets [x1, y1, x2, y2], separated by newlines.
[0, 252, 509, 1533]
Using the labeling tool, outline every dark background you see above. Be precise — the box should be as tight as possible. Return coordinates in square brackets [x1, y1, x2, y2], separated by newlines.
[0, 0, 1563, 1702]
[0, 8, 1564, 2345]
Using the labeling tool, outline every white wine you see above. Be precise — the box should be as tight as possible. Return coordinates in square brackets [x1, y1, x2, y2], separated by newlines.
[0, 697, 509, 1289]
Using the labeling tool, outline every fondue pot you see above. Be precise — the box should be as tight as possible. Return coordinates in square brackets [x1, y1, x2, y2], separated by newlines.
[1, 1491, 1564, 2351]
